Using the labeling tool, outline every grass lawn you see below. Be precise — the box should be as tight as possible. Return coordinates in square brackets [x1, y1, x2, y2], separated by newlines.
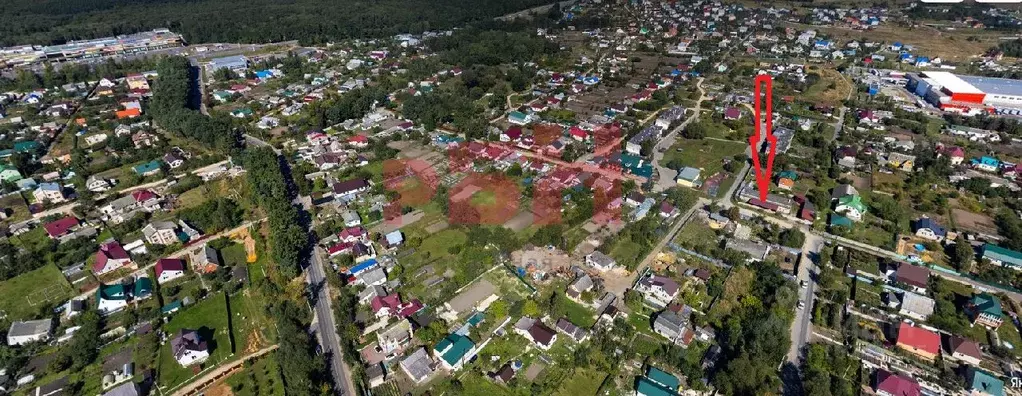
[229, 288, 278, 350]
[562, 298, 597, 328]
[803, 66, 852, 105]
[225, 354, 285, 396]
[0, 193, 30, 222]
[416, 229, 467, 260]
[662, 138, 747, 178]
[847, 221, 895, 250]
[608, 239, 645, 271]
[221, 243, 248, 266]
[998, 324, 1022, 354]
[0, 264, 72, 320]
[158, 292, 235, 390]
[672, 220, 717, 249]
[553, 368, 607, 396]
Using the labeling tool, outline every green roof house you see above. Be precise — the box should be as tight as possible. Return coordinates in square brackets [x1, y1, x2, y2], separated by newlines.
[508, 111, 531, 125]
[828, 214, 853, 228]
[133, 160, 162, 176]
[966, 367, 1004, 396]
[636, 367, 680, 396]
[981, 244, 1022, 270]
[0, 165, 22, 183]
[966, 293, 1004, 328]
[433, 333, 475, 371]
[13, 141, 39, 153]
[834, 195, 867, 222]
[134, 277, 153, 299]
[96, 284, 130, 314]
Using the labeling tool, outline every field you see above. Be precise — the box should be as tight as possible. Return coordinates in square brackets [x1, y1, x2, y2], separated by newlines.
[552, 368, 607, 396]
[0, 193, 31, 222]
[672, 218, 717, 249]
[0, 264, 72, 320]
[792, 22, 1004, 62]
[661, 138, 747, 179]
[803, 66, 852, 105]
[608, 239, 645, 271]
[158, 292, 236, 390]
[224, 354, 286, 396]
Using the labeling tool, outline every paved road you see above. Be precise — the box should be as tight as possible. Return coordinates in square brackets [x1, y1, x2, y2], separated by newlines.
[306, 245, 355, 395]
[787, 232, 824, 364]
[245, 134, 283, 155]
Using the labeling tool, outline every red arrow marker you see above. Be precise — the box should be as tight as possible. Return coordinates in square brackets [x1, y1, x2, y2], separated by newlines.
[748, 75, 777, 202]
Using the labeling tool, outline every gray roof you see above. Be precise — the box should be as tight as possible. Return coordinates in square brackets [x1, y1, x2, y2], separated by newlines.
[445, 280, 496, 313]
[8, 319, 51, 338]
[959, 75, 1022, 97]
[102, 381, 140, 396]
[677, 167, 701, 182]
[725, 238, 770, 261]
[900, 291, 935, 317]
[655, 310, 687, 332]
[357, 267, 387, 285]
[831, 184, 858, 200]
[587, 251, 616, 267]
[209, 55, 248, 70]
[569, 274, 594, 293]
[400, 348, 434, 380]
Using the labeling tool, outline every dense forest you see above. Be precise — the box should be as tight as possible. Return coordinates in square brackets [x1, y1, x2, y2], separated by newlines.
[0, 0, 557, 46]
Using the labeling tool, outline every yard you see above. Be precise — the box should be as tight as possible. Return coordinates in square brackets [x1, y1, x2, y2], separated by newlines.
[224, 354, 286, 396]
[661, 138, 747, 180]
[0, 264, 73, 320]
[157, 292, 236, 390]
[552, 368, 607, 396]
[672, 219, 717, 250]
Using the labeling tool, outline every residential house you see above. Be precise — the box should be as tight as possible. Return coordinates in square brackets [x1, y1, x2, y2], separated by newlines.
[514, 317, 557, 350]
[142, 221, 179, 245]
[834, 194, 866, 222]
[965, 366, 1004, 396]
[895, 264, 930, 294]
[874, 369, 921, 396]
[634, 274, 680, 308]
[945, 336, 982, 367]
[972, 156, 1001, 173]
[96, 283, 131, 314]
[33, 182, 65, 203]
[966, 293, 1004, 328]
[912, 217, 947, 242]
[554, 318, 588, 343]
[836, 146, 857, 169]
[7, 319, 52, 346]
[980, 244, 1022, 270]
[170, 328, 210, 366]
[566, 274, 594, 302]
[378, 320, 413, 355]
[155, 258, 187, 284]
[441, 280, 497, 321]
[725, 238, 770, 262]
[898, 292, 935, 321]
[341, 210, 361, 227]
[776, 170, 797, 191]
[675, 167, 701, 187]
[896, 322, 941, 361]
[636, 366, 681, 396]
[654, 308, 693, 346]
[400, 348, 435, 383]
[94, 241, 132, 275]
[585, 251, 617, 271]
[86, 176, 112, 192]
[193, 245, 221, 274]
[163, 152, 185, 169]
[0, 165, 22, 182]
[433, 333, 476, 370]
[333, 178, 370, 201]
[44, 216, 80, 239]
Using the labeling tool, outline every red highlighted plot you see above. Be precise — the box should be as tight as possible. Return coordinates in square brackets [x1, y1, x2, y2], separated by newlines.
[748, 75, 777, 202]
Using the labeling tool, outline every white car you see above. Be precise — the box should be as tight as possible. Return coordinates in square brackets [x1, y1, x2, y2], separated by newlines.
[800, 281, 808, 289]
[797, 301, 805, 310]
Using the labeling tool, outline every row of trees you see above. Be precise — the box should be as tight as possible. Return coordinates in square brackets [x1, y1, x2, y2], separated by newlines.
[239, 148, 305, 278]
[150, 57, 240, 155]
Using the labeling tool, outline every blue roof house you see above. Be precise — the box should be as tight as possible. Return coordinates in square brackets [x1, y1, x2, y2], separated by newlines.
[912, 218, 947, 241]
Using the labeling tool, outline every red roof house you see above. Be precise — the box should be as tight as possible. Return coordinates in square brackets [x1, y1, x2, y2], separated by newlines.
[874, 369, 921, 396]
[896, 322, 940, 361]
[44, 216, 80, 238]
[94, 241, 132, 275]
[154, 258, 186, 283]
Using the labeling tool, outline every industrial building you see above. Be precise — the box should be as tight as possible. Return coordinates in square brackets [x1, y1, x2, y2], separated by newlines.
[907, 71, 1022, 116]
[0, 29, 184, 68]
